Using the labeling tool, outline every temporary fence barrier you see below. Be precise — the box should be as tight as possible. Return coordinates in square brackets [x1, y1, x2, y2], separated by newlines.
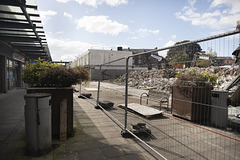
[80, 27, 240, 159]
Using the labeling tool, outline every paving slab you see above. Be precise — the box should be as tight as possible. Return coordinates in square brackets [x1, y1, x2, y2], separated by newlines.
[84, 87, 99, 92]
[119, 103, 163, 118]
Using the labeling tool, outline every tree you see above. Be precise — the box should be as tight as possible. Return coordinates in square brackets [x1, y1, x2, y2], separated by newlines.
[166, 40, 202, 67]
[168, 50, 188, 66]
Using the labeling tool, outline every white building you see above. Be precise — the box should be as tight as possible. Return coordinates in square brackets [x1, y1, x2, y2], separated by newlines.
[71, 49, 133, 80]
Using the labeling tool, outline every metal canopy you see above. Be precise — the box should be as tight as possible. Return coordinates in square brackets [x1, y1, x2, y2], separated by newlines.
[0, 0, 52, 61]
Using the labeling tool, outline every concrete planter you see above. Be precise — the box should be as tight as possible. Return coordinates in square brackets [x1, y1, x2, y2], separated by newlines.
[172, 86, 212, 122]
[27, 87, 73, 139]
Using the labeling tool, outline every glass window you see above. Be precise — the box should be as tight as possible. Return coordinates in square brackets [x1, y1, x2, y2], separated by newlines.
[7, 59, 17, 90]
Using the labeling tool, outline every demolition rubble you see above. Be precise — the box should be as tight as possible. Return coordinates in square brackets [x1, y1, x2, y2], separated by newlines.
[109, 66, 239, 94]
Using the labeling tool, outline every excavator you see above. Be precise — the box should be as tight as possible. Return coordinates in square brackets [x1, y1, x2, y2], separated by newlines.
[147, 54, 168, 70]
[191, 52, 219, 67]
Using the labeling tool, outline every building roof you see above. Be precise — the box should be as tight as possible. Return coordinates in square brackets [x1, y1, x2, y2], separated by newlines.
[0, 0, 51, 61]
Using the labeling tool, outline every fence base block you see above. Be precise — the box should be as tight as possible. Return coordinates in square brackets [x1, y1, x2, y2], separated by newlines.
[121, 130, 133, 138]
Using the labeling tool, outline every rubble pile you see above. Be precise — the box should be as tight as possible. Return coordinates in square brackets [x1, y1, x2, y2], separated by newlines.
[109, 67, 239, 93]
[110, 68, 176, 93]
[177, 67, 239, 90]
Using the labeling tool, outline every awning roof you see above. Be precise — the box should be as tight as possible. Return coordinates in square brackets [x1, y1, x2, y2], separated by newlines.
[0, 0, 51, 61]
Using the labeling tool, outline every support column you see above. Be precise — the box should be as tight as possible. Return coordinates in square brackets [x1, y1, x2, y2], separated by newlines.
[16, 61, 23, 88]
[0, 56, 7, 93]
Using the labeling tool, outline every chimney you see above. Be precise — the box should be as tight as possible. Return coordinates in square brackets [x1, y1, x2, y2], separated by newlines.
[117, 46, 122, 51]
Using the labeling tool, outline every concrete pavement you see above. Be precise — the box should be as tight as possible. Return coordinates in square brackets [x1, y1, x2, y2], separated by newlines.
[1, 83, 239, 159]
[89, 81, 148, 97]
[0, 89, 26, 160]
[0, 88, 156, 160]
[82, 82, 240, 160]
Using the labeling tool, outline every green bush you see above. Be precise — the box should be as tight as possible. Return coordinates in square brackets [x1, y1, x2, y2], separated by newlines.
[72, 66, 90, 84]
[23, 59, 89, 87]
[200, 71, 218, 86]
[174, 69, 218, 87]
[39, 66, 89, 87]
[22, 59, 61, 87]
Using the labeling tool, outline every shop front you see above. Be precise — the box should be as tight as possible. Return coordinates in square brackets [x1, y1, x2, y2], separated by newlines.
[7, 58, 23, 90]
[0, 52, 25, 93]
[0, 0, 52, 93]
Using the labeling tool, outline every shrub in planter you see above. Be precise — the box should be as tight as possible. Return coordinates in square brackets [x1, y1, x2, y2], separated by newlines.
[23, 59, 89, 87]
[172, 69, 218, 122]
[71, 66, 90, 84]
[175, 69, 217, 88]
[22, 59, 61, 87]
[23, 59, 89, 138]
[39, 66, 89, 87]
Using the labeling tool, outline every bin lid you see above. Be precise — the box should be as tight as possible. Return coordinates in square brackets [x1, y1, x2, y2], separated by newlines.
[24, 93, 51, 99]
[211, 90, 228, 93]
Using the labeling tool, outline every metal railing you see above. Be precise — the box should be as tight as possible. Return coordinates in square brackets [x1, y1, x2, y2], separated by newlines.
[91, 28, 240, 159]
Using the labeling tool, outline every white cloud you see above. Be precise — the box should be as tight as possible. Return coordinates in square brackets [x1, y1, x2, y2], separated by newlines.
[56, 0, 70, 3]
[56, 31, 64, 34]
[57, 0, 128, 7]
[175, 0, 240, 31]
[171, 35, 177, 40]
[47, 36, 113, 61]
[136, 28, 160, 37]
[187, 0, 197, 7]
[75, 0, 128, 7]
[159, 40, 176, 57]
[115, 44, 129, 49]
[39, 10, 57, 25]
[210, 0, 240, 14]
[103, 0, 128, 7]
[76, 15, 129, 35]
[64, 12, 73, 20]
[47, 37, 94, 61]
[164, 40, 175, 47]
[184, 8, 201, 18]
[128, 36, 138, 40]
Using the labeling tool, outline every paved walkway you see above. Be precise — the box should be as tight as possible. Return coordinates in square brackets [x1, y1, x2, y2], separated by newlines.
[2, 84, 239, 159]
[90, 81, 148, 97]
[0, 89, 26, 160]
[0, 89, 156, 160]
[82, 82, 240, 159]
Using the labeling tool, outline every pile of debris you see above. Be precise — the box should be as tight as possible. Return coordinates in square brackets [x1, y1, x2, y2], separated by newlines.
[109, 66, 239, 93]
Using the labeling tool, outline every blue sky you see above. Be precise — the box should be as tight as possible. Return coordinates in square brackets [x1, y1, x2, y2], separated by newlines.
[36, 0, 240, 61]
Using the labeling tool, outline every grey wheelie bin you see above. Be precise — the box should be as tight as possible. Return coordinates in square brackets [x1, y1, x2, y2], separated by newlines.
[24, 93, 52, 156]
